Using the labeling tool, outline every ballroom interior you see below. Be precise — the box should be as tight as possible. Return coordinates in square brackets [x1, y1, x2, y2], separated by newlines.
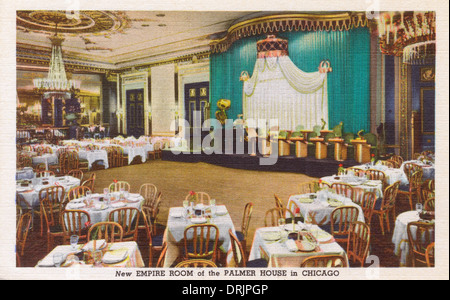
[13, 10, 440, 271]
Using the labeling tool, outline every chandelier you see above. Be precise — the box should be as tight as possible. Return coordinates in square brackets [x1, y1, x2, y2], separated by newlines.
[377, 11, 436, 65]
[33, 24, 80, 99]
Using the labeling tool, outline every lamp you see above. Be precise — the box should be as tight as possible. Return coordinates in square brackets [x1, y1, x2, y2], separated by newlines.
[376, 11, 435, 65]
[33, 22, 80, 98]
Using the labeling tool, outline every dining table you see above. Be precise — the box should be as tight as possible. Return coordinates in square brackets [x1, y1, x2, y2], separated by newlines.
[320, 174, 384, 199]
[35, 241, 145, 268]
[64, 192, 144, 225]
[352, 162, 407, 185]
[16, 175, 80, 209]
[401, 160, 435, 181]
[78, 149, 109, 170]
[391, 210, 435, 267]
[163, 204, 237, 268]
[32, 153, 59, 170]
[286, 191, 365, 226]
[248, 223, 349, 267]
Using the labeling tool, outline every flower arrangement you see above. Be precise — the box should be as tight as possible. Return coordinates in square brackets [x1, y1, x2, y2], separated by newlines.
[188, 190, 197, 203]
[371, 153, 376, 164]
[338, 164, 345, 175]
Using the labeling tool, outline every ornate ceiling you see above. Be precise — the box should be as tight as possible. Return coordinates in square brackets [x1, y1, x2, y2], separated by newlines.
[16, 11, 251, 72]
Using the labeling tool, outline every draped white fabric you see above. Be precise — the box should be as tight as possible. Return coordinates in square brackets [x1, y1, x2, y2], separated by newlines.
[243, 56, 328, 131]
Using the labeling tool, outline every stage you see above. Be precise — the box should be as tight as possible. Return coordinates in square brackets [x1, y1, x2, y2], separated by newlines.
[161, 149, 360, 178]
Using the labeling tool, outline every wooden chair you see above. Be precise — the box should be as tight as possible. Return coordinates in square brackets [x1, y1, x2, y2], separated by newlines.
[264, 207, 294, 227]
[67, 169, 84, 181]
[185, 192, 211, 204]
[329, 206, 360, 246]
[425, 242, 435, 267]
[175, 259, 217, 268]
[390, 154, 404, 167]
[109, 181, 131, 193]
[398, 169, 423, 211]
[421, 179, 435, 204]
[148, 141, 162, 160]
[345, 167, 367, 177]
[424, 197, 435, 211]
[141, 206, 164, 267]
[376, 160, 393, 168]
[407, 221, 435, 267]
[37, 185, 65, 236]
[234, 202, 253, 254]
[36, 170, 55, 178]
[372, 181, 400, 235]
[366, 169, 387, 189]
[155, 242, 168, 268]
[387, 159, 400, 168]
[87, 221, 123, 243]
[139, 183, 158, 209]
[299, 181, 318, 194]
[67, 186, 91, 202]
[359, 191, 377, 227]
[150, 192, 163, 234]
[108, 207, 140, 241]
[183, 224, 219, 263]
[412, 153, 421, 160]
[16, 211, 32, 256]
[40, 199, 64, 252]
[300, 255, 348, 267]
[346, 221, 371, 267]
[61, 209, 91, 245]
[81, 173, 96, 192]
[229, 229, 268, 267]
[331, 183, 354, 200]
[403, 162, 422, 180]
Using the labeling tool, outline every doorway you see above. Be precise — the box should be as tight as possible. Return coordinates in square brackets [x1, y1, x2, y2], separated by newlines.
[126, 89, 145, 138]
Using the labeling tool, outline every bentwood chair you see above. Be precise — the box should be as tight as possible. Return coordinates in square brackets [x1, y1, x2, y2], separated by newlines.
[366, 169, 387, 189]
[407, 221, 435, 267]
[229, 229, 268, 268]
[386, 159, 401, 168]
[328, 206, 360, 247]
[425, 242, 435, 267]
[424, 197, 435, 211]
[300, 255, 348, 268]
[139, 183, 159, 209]
[40, 199, 64, 252]
[16, 211, 33, 256]
[67, 169, 84, 181]
[234, 202, 253, 254]
[264, 207, 295, 227]
[185, 192, 211, 204]
[390, 154, 404, 167]
[81, 173, 96, 192]
[372, 181, 400, 235]
[421, 179, 435, 204]
[61, 209, 91, 245]
[298, 181, 318, 194]
[358, 191, 377, 227]
[398, 169, 423, 211]
[88, 221, 123, 243]
[37, 185, 65, 236]
[67, 186, 92, 202]
[183, 224, 219, 263]
[141, 206, 164, 267]
[331, 183, 354, 201]
[175, 259, 217, 268]
[36, 170, 55, 178]
[346, 221, 371, 267]
[155, 242, 168, 268]
[108, 207, 140, 242]
[109, 181, 131, 193]
[376, 160, 393, 168]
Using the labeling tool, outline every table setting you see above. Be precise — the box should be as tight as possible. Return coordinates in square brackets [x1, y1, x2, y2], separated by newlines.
[163, 200, 237, 267]
[36, 240, 144, 268]
[287, 190, 365, 226]
[353, 162, 406, 185]
[16, 175, 80, 208]
[321, 173, 384, 199]
[248, 222, 348, 267]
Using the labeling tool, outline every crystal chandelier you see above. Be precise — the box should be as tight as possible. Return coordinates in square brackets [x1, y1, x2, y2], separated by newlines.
[376, 11, 436, 65]
[33, 25, 79, 99]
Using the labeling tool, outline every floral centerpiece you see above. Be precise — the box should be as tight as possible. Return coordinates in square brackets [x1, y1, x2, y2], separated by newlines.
[371, 153, 376, 165]
[338, 164, 345, 175]
[188, 190, 197, 204]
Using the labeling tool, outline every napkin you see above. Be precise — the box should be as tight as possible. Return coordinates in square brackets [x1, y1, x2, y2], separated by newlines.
[82, 240, 106, 251]
[102, 248, 128, 264]
[190, 217, 207, 224]
[215, 206, 228, 215]
[285, 239, 298, 252]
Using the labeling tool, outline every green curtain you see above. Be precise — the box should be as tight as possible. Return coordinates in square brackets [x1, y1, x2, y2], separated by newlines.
[210, 27, 371, 133]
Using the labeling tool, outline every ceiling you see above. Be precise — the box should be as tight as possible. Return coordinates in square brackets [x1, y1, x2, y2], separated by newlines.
[16, 10, 253, 70]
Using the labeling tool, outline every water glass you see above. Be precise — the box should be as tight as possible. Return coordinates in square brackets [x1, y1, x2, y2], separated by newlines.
[53, 252, 64, 267]
[70, 235, 79, 251]
[93, 250, 103, 267]
[416, 203, 423, 215]
[278, 218, 286, 230]
[86, 190, 92, 201]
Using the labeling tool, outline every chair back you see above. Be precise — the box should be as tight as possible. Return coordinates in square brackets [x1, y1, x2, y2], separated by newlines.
[300, 255, 348, 267]
[359, 191, 376, 225]
[346, 221, 371, 267]
[36, 170, 55, 178]
[185, 192, 211, 204]
[68, 169, 84, 181]
[109, 181, 131, 192]
[39, 185, 65, 222]
[424, 197, 435, 211]
[139, 183, 158, 209]
[264, 207, 294, 227]
[366, 169, 387, 188]
[88, 221, 123, 243]
[390, 154, 404, 166]
[175, 259, 217, 268]
[409, 170, 423, 191]
[330, 206, 359, 242]
[61, 209, 91, 242]
[425, 242, 435, 267]
[67, 186, 91, 202]
[386, 159, 400, 168]
[380, 181, 400, 211]
[407, 221, 435, 267]
[81, 178, 95, 192]
[299, 181, 318, 194]
[403, 163, 422, 180]
[240, 202, 253, 241]
[331, 183, 354, 200]
[377, 160, 393, 168]
[108, 207, 140, 241]
[229, 229, 247, 267]
[183, 224, 219, 262]
[16, 211, 33, 256]
[156, 242, 168, 268]
[141, 206, 154, 240]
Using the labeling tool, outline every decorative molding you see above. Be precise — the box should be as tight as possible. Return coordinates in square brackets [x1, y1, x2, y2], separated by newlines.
[399, 61, 409, 159]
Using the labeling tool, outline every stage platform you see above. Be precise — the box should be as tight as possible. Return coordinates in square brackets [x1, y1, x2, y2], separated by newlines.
[161, 149, 360, 178]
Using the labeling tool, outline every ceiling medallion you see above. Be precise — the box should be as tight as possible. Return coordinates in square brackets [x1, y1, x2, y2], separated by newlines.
[17, 10, 130, 36]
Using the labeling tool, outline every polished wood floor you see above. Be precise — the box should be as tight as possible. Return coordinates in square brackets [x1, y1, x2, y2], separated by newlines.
[17, 159, 410, 267]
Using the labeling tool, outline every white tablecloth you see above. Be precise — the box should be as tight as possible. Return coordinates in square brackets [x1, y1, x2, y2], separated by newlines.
[163, 205, 236, 267]
[32, 153, 58, 170]
[248, 223, 348, 267]
[321, 175, 384, 199]
[78, 149, 109, 170]
[287, 192, 365, 226]
[64, 193, 144, 225]
[16, 176, 80, 208]
[122, 146, 147, 164]
[16, 167, 35, 180]
[391, 210, 435, 267]
[353, 163, 406, 185]
[401, 160, 435, 181]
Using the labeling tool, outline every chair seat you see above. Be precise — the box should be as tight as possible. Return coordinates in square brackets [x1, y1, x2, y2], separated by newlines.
[151, 234, 164, 247]
[48, 224, 63, 234]
[247, 259, 268, 268]
[184, 240, 216, 258]
[398, 183, 410, 192]
[374, 198, 383, 211]
[235, 231, 245, 242]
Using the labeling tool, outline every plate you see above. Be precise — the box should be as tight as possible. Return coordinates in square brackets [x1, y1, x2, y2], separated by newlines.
[190, 217, 207, 224]
[327, 199, 343, 207]
[297, 240, 317, 252]
[298, 198, 314, 204]
[311, 230, 333, 243]
[262, 231, 281, 241]
[215, 207, 228, 216]
[67, 202, 86, 209]
[102, 249, 128, 264]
